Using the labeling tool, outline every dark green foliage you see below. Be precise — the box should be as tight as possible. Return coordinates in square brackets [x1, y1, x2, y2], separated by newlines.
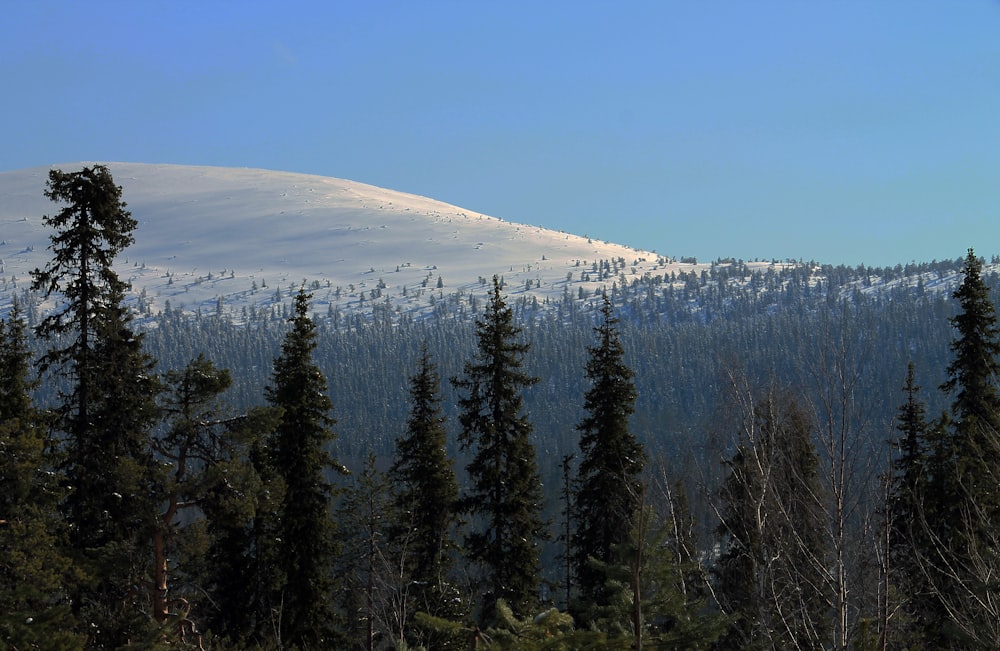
[644, 479, 726, 649]
[151, 354, 253, 641]
[572, 294, 645, 623]
[30, 166, 163, 646]
[30, 165, 138, 440]
[886, 362, 934, 645]
[338, 454, 404, 650]
[453, 276, 545, 620]
[197, 406, 283, 646]
[388, 344, 465, 647]
[0, 306, 85, 649]
[914, 248, 1000, 647]
[942, 250, 1000, 447]
[264, 287, 344, 647]
[714, 388, 829, 650]
[390, 344, 459, 586]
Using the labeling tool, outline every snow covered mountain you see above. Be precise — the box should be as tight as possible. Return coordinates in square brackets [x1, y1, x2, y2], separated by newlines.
[0, 162, 719, 322]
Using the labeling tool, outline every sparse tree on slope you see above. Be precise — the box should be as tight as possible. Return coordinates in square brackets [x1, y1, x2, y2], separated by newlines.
[572, 294, 645, 627]
[265, 287, 345, 647]
[453, 275, 545, 621]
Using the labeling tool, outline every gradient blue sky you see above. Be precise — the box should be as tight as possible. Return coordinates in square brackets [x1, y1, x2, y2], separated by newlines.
[3, 1, 999, 266]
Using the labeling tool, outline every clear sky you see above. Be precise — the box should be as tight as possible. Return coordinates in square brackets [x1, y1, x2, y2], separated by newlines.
[3, 1, 999, 267]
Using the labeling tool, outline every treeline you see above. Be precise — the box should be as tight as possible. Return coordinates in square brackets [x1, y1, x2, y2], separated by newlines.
[4, 166, 1000, 650]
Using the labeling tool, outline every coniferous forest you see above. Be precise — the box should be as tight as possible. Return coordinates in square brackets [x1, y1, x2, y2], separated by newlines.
[5, 166, 1000, 650]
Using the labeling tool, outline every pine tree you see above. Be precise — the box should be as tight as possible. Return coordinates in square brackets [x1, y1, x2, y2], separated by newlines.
[571, 294, 645, 626]
[714, 388, 829, 650]
[265, 287, 344, 647]
[453, 275, 545, 620]
[0, 305, 85, 649]
[388, 344, 464, 645]
[30, 165, 163, 646]
[147, 354, 257, 645]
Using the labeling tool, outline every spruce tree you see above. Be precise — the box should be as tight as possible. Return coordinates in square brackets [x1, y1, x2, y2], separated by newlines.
[453, 275, 545, 620]
[265, 287, 344, 647]
[197, 405, 282, 647]
[0, 305, 84, 649]
[941, 249, 1000, 525]
[30, 165, 163, 646]
[923, 248, 1000, 646]
[388, 343, 464, 644]
[571, 294, 645, 625]
[886, 362, 933, 645]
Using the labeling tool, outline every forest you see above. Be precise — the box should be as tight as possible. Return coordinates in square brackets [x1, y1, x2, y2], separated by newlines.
[4, 165, 1000, 650]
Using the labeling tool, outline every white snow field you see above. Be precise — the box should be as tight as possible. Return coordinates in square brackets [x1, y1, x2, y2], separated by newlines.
[0, 162, 717, 323]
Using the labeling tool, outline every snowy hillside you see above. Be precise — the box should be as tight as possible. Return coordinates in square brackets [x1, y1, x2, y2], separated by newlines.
[0, 162, 725, 323]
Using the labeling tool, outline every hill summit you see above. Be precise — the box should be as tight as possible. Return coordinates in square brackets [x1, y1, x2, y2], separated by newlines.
[0, 162, 711, 321]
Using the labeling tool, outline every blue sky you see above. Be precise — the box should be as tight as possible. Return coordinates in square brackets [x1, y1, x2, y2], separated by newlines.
[3, 1, 999, 267]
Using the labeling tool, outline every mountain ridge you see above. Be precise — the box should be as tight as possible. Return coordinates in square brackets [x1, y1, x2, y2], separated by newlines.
[0, 162, 701, 322]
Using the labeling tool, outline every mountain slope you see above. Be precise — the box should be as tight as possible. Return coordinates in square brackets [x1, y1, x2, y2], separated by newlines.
[0, 162, 691, 321]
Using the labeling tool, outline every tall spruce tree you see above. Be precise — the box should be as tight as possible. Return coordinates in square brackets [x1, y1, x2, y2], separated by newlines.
[0, 305, 85, 649]
[388, 343, 464, 643]
[30, 165, 164, 646]
[941, 249, 1000, 523]
[265, 287, 344, 647]
[571, 294, 645, 626]
[453, 276, 545, 620]
[923, 248, 1000, 647]
[886, 362, 933, 646]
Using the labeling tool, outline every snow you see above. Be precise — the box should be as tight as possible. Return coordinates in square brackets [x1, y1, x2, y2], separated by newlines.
[0, 162, 746, 322]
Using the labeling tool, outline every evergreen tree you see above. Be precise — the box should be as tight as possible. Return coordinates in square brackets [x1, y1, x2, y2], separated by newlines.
[388, 343, 464, 646]
[30, 165, 164, 646]
[645, 480, 726, 650]
[886, 362, 933, 646]
[80, 288, 164, 646]
[197, 405, 283, 647]
[148, 354, 263, 646]
[30, 165, 139, 459]
[453, 275, 545, 620]
[921, 248, 1000, 647]
[714, 388, 829, 650]
[338, 454, 397, 651]
[0, 305, 85, 649]
[572, 294, 645, 625]
[265, 287, 344, 647]
[940, 249, 1000, 538]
